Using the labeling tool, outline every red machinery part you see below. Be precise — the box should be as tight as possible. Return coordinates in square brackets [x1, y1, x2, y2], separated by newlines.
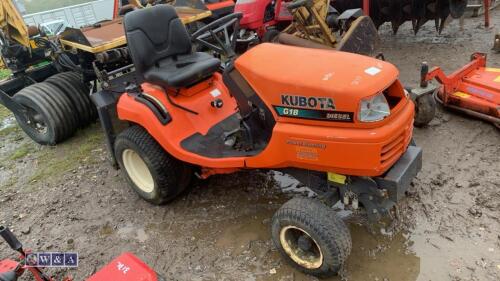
[0, 259, 20, 274]
[235, 0, 292, 35]
[484, 0, 489, 28]
[363, 0, 369, 16]
[86, 253, 160, 281]
[424, 53, 500, 126]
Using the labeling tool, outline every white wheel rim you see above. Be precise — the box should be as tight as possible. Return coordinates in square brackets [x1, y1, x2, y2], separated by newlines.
[122, 149, 154, 193]
[280, 225, 324, 269]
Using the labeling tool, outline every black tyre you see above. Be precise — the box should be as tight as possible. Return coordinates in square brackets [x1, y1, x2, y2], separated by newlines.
[114, 126, 192, 205]
[271, 197, 352, 278]
[45, 72, 93, 127]
[13, 83, 75, 145]
[58, 72, 97, 121]
[262, 29, 280, 43]
[414, 94, 436, 127]
[58, 72, 98, 122]
[35, 82, 79, 139]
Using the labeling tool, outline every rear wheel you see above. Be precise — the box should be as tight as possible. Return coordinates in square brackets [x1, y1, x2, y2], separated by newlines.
[114, 126, 192, 205]
[13, 90, 56, 145]
[13, 82, 78, 145]
[271, 197, 352, 278]
[45, 72, 95, 127]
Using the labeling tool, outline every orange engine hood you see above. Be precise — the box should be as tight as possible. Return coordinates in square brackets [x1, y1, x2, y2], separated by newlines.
[234, 43, 400, 116]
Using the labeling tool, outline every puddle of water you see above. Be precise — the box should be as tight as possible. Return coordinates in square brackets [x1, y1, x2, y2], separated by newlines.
[116, 224, 149, 243]
[268, 171, 420, 281]
[0, 116, 15, 131]
[193, 209, 275, 256]
[258, 225, 419, 281]
[214, 211, 274, 255]
[408, 217, 497, 281]
[272, 171, 316, 197]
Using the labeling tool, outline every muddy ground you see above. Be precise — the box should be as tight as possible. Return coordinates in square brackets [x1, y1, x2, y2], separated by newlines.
[1, 10, 500, 281]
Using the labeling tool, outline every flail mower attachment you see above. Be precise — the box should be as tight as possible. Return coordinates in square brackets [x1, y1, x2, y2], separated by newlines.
[417, 53, 500, 128]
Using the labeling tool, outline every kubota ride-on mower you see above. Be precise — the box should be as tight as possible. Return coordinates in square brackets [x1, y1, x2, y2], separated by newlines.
[92, 5, 421, 277]
[0, 226, 164, 281]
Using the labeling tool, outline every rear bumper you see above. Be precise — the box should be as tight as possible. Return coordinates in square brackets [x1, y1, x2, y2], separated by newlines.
[375, 145, 422, 202]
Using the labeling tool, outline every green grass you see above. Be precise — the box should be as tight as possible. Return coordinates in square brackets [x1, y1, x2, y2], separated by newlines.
[0, 104, 12, 121]
[29, 124, 104, 183]
[8, 143, 35, 160]
[0, 126, 20, 138]
[0, 104, 16, 138]
[0, 69, 11, 80]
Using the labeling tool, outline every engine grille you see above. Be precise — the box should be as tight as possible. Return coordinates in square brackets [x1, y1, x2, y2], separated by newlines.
[380, 123, 413, 166]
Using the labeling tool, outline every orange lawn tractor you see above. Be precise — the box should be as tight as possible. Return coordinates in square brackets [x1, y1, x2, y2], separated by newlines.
[91, 5, 422, 277]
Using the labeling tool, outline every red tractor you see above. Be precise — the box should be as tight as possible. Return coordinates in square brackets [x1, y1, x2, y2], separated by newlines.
[235, 0, 293, 42]
[233, 0, 379, 55]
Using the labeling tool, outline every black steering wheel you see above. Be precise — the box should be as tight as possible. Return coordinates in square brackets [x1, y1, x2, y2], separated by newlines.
[191, 13, 243, 59]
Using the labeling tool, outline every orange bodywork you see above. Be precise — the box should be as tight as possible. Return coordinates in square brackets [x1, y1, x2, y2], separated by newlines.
[427, 53, 500, 121]
[205, 0, 235, 11]
[117, 73, 244, 168]
[117, 44, 415, 177]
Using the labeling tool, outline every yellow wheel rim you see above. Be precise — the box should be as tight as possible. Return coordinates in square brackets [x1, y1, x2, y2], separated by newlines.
[279, 225, 324, 269]
[122, 149, 154, 193]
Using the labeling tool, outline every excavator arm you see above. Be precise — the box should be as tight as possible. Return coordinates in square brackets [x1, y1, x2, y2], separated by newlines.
[0, 0, 29, 47]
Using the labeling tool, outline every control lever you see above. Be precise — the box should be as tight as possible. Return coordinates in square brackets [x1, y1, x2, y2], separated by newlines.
[0, 226, 23, 254]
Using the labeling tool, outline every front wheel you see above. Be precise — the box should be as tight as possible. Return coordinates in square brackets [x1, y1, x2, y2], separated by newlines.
[413, 94, 436, 127]
[262, 29, 280, 43]
[271, 197, 352, 278]
[114, 126, 192, 205]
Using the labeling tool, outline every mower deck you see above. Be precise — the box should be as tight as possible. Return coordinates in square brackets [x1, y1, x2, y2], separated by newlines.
[422, 53, 500, 127]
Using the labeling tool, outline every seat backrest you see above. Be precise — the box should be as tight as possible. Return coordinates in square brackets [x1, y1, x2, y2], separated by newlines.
[124, 5, 192, 77]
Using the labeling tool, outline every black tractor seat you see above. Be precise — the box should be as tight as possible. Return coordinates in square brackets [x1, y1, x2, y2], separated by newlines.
[146, 52, 219, 88]
[124, 5, 220, 89]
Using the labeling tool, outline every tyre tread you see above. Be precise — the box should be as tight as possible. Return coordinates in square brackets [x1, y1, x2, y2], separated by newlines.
[272, 197, 352, 278]
[114, 126, 191, 204]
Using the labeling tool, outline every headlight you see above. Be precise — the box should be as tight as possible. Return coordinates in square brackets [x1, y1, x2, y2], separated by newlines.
[358, 93, 390, 122]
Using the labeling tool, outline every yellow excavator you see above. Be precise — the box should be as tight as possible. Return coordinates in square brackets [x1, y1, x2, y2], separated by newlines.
[0, 0, 50, 73]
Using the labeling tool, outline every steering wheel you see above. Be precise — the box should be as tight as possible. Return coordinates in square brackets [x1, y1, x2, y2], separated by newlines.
[191, 13, 243, 59]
